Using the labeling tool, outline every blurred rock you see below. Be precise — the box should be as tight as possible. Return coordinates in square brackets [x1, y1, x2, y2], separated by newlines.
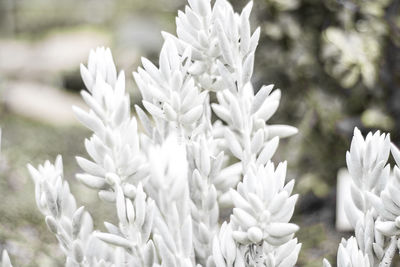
[0, 0, 115, 36]
[0, 28, 110, 81]
[3, 81, 85, 126]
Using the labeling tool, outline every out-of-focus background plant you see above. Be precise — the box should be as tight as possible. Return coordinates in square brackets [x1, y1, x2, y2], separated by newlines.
[0, 0, 399, 266]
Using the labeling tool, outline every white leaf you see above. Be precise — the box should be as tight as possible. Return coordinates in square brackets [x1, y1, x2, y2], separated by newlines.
[115, 71, 126, 97]
[135, 185, 146, 227]
[247, 226, 262, 243]
[212, 236, 226, 267]
[375, 221, 400, 236]
[256, 136, 279, 165]
[181, 216, 193, 257]
[197, 0, 211, 17]
[104, 48, 117, 86]
[230, 189, 253, 213]
[391, 143, 400, 167]
[73, 106, 105, 136]
[135, 105, 153, 137]
[115, 185, 127, 226]
[1, 250, 12, 267]
[268, 191, 288, 215]
[268, 125, 298, 138]
[264, 234, 292, 246]
[232, 208, 257, 229]
[373, 243, 384, 260]
[80, 90, 105, 120]
[350, 184, 364, 211]
[278, 243, 301, 267]
[76, 174, 106, 189]
[98, 190, 115, 202]
[171, 71, 183, 90]
[239, 1, 252, 55]
[212, 104, 231, 123]
[27, 164, 41, 184]
[141, 57, 162, 85]
[229, 98, 243, 130]
[242, 52, 254, 85]
[181, 105, 203, 125]
[72, 241, 84, 263]
[249, 27, 261, 53]
[143, 101, 165, 119]
[112, 98, 129, 126]
[251, 84, 274, 114]
[143, 240, 156, 267]
[95, 232, 132, 249]
[267, 223, 299, 237]
[322, 259, 332, 267]
[224, 129, 242, 159]
[45, 216, 58, 234]
[126, 198, 135, 223]
[254, 100, 279, 121]
[72, 206, 85, 238]
[43, 181, 58, 218]
[251, 129, 264, 154]
[217, 60, 236, 92]
[80, 64, 93, 91]
[154, 234, 176, 267]
[216, 21, 234, 66]
[163, 102, 177, 121]
[200, 138, 211, 176]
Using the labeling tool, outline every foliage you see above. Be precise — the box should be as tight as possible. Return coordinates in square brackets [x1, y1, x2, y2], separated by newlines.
[248, 0, 400, 199]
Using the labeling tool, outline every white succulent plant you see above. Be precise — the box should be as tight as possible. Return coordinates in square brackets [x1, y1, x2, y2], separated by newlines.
[3, 0, 400, 267]
[323, 237, 371, 267]
[230, 162, 298, 246]
[0, 0, 299, 266]
[325, 128, 400, 267]
[28, 157, 115, 267]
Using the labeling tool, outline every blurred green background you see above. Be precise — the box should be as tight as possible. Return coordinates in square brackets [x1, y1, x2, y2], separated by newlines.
[0, 0, 400, 266]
